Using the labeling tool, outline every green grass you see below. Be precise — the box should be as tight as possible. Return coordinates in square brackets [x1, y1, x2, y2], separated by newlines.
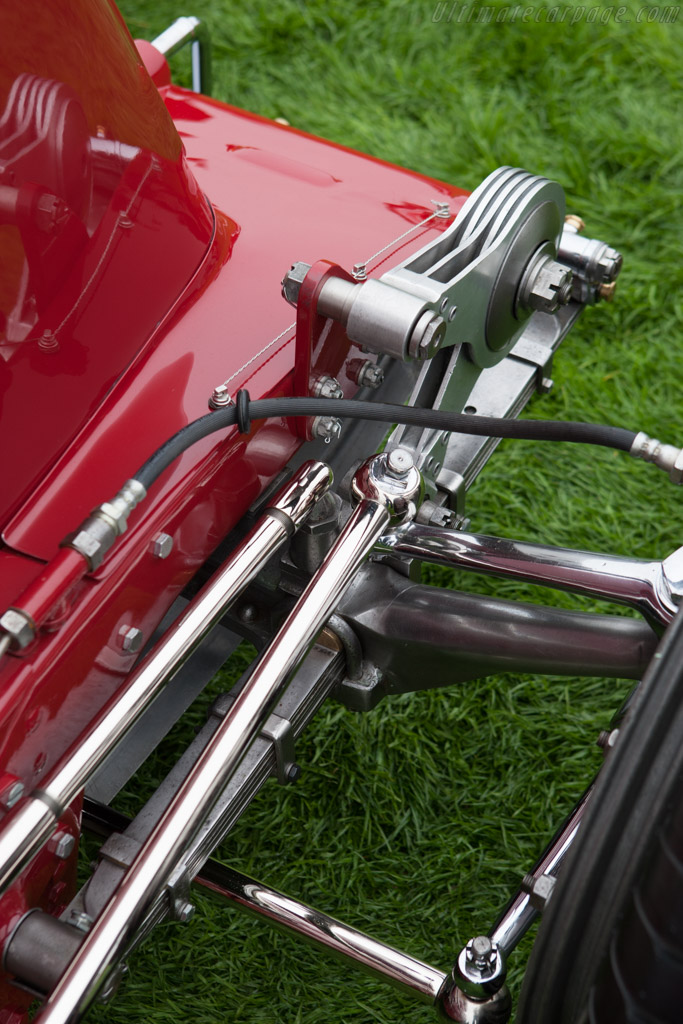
[90, 2, 683, 1021]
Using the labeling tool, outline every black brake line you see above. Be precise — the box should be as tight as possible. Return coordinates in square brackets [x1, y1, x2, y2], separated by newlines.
[134, 390, 637, 490]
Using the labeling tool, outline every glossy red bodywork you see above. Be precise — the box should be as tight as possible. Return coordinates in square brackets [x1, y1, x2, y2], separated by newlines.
[0, 2, 468, 1012]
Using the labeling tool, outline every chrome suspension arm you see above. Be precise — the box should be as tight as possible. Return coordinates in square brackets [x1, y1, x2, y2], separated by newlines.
[377, 522, 682, 628]
[38, 452, 420, 1024]
[0, 461, 332, 897]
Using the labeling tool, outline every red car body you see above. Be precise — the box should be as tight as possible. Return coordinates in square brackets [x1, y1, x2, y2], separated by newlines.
[0, 3, 469, 1016]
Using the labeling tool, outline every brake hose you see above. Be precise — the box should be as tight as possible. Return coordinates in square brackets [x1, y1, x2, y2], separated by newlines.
[134, 391, 637, 490]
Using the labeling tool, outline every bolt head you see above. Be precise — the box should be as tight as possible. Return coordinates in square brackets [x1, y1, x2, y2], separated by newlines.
[539, 377, 554, 394]
[119, 625, 144, 653]
[0, 609, 35, 650]
[525, 257, 573, 314]
[417, 315, 446, 360]
[311, 415, 342, 443]
[313, 375, 344, 400]
[281, 261, 311, 306]
[0, 777, 24, 811]
[386, 448, 414, 478]
[175, 900, 195, 923]
[151, 533, 173, 559]
[50, 831, 76, 860]
[286, 763, 301, 782]
[358, 361, 384, 389]
[466, 936, 496, 968]
[352, 263, 367, 281]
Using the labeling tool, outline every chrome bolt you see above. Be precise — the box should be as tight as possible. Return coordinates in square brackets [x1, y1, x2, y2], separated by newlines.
[0, 778, 24, 811]
[119, 626, 144, 653]
[409, 313, 446, 361]
[522, 256, 573, 314]
[465, 936, 498, 975]
[521, 872, 557, 911]
[151, 533, 173, 559]
[356, 361, 384, 389]
[597, 727, 620, 753]
[386, 448, 414, 479]
[208, 384, 233, 410]
[50, 831, 76, 860]
[281, 261, 311, 306]
[312, 375, 344, 400]
[539, 377, 554, 394]
[311, 416, 342, 443]
[285, 763, 301, 782]
[0, 609, 35, 650]
[597, 246, 623, 283]
[175, 900, 195, 923]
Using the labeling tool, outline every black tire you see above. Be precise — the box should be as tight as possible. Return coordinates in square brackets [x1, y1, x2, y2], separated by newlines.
[517, 607, 683, 1024]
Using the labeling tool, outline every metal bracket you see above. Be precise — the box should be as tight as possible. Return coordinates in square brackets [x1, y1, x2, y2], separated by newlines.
[212, 694, 299, 785]
[261, 711, 299, 784]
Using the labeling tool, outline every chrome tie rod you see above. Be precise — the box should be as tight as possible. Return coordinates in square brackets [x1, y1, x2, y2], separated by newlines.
[38, 449, 423, 1023]
[0, 461, 332, 897]
[377, 522, 683, 628]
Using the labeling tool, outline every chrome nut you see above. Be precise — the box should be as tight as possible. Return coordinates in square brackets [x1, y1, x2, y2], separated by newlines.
[119, 626, 144, 653]
[522, 255, 573, 314]
[0, 775, 25, 811]
[151, 533, 174, 559]
[312, 375, 344, 400]
[408, 312, 446, 361]
[281, 261, 311, 306]
[0, 609, 35, 650]
[311, 416, 342, 443]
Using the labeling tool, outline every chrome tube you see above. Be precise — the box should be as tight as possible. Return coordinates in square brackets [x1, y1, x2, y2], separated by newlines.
[378, 522, 678, 626]
[151, 16, 212, 94]
[199, 863, 446, 1003]
[489, 785, 592, 955]
[39, 498, 390, 1024]
[0, 462, 331, 897]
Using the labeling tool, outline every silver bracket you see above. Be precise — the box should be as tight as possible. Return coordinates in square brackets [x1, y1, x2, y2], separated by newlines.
[261, 711, 299, 785]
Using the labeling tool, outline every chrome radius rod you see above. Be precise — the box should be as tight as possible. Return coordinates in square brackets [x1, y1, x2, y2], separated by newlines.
[378, 522, 682, 628]
[38, 450, 423, 1024]
[200, 862, 447, 1003]
[0, 461, 332, 898]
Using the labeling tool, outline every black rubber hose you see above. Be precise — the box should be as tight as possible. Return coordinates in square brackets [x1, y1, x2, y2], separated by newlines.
[134, 394, 637, 490]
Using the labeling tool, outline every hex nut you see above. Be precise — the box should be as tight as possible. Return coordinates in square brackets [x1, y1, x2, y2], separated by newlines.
[312, 375, 344, 400]
[50, 831, 76, 860]
[311, 416, 342, 443]
[175, 900, 195, 923]
[281, 261, 311, 306]
[0, 777, 25, 811]
[119, 626, 144, 653]
[524, 257, 573, 314]
[151, 533, 174, 559]
[409, 314, 446, 360]
[0, 609, 35, 650]
[386, 448, 414, 479]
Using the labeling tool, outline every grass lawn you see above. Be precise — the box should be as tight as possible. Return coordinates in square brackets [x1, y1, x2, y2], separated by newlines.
[91, 2, 682, 1021]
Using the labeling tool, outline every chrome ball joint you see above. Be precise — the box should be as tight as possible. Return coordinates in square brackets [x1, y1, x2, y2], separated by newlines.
[351, 448, 424, 523]
[438, 936, 512, 1023]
